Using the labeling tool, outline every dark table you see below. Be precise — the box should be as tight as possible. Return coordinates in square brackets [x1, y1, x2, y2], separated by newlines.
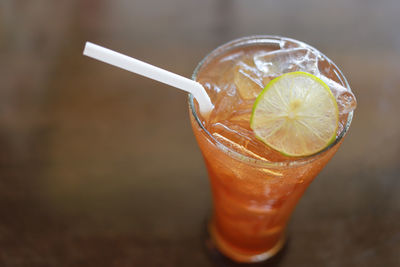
[1, 1, 399, 266]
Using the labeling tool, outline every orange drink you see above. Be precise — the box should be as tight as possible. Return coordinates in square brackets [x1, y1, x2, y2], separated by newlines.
[188, 36, 355, 263]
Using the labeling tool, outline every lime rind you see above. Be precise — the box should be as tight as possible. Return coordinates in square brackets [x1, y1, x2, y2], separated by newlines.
[250, 72, 339, 157]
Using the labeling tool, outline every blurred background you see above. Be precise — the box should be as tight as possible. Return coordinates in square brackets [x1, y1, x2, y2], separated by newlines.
[0, 0, 399, 266]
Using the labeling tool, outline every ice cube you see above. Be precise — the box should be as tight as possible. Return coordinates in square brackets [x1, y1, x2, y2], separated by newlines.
[210, 121, 256, 147]
[319, 75, 357, 114]
[336, 91, 357, 114]
[211, 121, 268, 161]
[253, 48, 319, 77]
[207, 87, 239, 123]
[234, 60, 264, 100]
[228, 99, 253, 126]
[209, 120, 289, 162]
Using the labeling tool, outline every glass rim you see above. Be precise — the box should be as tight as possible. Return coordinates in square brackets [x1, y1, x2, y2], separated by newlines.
[189, 35, 354, 168]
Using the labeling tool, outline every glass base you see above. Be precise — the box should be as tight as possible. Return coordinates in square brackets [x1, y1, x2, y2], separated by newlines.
[207, 222, 286, 264]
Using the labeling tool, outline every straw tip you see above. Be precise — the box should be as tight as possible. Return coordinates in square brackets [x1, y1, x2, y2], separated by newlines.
[193, 82, 214, 118]
[199, 101, 214, 116]
[83, 42, 88, 55]
[83, 41, 98, 56]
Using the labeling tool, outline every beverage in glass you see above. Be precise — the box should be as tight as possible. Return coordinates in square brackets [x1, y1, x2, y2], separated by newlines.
[188, 36, 355, 263]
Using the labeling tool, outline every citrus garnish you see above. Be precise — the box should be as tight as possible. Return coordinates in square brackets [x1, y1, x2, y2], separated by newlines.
[250, 72, 339, 157]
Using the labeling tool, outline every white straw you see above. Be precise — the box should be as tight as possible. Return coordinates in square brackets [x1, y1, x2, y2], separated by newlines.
[83, 42, 213, 116]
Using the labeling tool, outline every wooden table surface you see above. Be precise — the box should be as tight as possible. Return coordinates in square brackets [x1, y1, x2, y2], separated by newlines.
[1, 1, 399, 266]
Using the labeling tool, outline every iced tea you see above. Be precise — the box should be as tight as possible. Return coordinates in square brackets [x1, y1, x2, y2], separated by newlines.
[189, 36, 355, 263]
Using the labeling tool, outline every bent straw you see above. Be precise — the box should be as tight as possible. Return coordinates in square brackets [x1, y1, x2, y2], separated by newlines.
[83, 42, 213, 116]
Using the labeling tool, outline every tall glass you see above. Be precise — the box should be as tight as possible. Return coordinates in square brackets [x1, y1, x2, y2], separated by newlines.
[188, 36, 353, 263]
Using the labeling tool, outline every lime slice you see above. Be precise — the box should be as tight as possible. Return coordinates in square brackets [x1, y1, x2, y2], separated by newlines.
[250, 72, 339, 157]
